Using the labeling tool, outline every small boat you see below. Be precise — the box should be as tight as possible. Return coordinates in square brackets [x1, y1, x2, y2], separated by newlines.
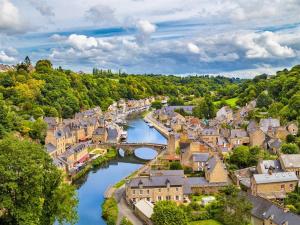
[149, 123, 154, 128]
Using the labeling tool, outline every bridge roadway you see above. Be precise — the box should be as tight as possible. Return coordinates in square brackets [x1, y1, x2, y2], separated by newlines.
[97, 142, 167, 155]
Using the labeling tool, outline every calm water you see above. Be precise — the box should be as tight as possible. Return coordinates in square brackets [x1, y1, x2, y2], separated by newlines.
[75, 117, 167, 225]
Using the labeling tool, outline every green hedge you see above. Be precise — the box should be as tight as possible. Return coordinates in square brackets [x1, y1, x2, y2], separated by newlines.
[102, 197, 118, 225]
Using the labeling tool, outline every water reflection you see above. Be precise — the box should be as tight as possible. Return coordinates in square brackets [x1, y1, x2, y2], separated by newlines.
[134, 147, 158, 160]
[74, 117, 166, 225]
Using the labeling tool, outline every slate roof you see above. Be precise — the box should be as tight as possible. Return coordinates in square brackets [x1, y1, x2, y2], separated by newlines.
[248, 194, 300, 225]
[93, 127, 106, 135]
[187, 177, 227, 187]
[45, 143, 56, 153]
[192, 153, 210, 162]
[201, 128, 219, 136]
[257, 160, 283, 174]
[280, 154, 300, 168]
[206, 156, 217, 172]
[260, 118, 280, 133]
[268, 138, 282, 149]
[230, 129, 248, 138]
[253, 172, 298, 184]
[128, 175, 185, 188]
[247, 120, 259, 133]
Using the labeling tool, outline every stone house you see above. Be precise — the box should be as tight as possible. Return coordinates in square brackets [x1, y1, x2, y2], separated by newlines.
[216, 106, 233, 123]
[92, 127, 108, 143]
[125, 170, 191, 205]
[191, 153, 210, 171]
[251, 172, 298, 199]
[279, 154, 300, 178]
[199, 128, 219, 146]
[228, 129, 249, 147]
[247, 120, 265, 147]
[205, 156, 228, 183]
[249, 194, 300, 225]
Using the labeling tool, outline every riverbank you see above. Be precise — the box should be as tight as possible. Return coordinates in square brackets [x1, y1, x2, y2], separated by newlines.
[144, 111, 169, 138]
[72, 148, 117, 182]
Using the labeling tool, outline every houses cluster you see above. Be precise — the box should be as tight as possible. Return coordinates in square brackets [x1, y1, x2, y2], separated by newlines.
[129, 100, 300, 225]
[44, 97, 155, 175]
[153, 101, 298, 170]
[126, 155, 228, 206]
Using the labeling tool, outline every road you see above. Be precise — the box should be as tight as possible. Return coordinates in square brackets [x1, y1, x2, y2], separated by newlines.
[114, 187, 143, 225]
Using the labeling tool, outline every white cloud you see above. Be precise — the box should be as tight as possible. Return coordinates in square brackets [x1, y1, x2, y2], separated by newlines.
[236, 31, 296, 58]
[67, 34, 114, 51]
[0, 50, 16, 63]
[136, 20, 156, 34]
[187, 43, 200, 54]
[0, 0, 25, 34]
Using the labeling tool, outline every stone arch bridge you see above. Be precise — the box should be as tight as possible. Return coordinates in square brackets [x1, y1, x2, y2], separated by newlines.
[97, 142, 167, 156]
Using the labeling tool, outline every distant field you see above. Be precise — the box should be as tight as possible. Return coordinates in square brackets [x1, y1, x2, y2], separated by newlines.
[214, 97, 239, 107]
[189, 219, 223, 225]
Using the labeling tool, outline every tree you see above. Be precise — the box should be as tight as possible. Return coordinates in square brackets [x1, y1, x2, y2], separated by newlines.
[229, 146, 263, 169]
[281, 143, 300, 154]
[0, 136, 78, 225]
[286, 134, 296, 143]
[256, 92, 272, 108]
[24, 56, 31, 66]
[151, 101, 163, 109]
[151, 201, 188, 225]
[193, 96, 215, 119]
[120, 217, 133, 225]
[213, 185, 252, 225]
[169, 161, 183, 170]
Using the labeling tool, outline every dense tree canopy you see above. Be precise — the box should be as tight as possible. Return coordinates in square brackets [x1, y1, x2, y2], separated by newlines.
[151, 201, 188, 225]
[0, 136, 78, 225]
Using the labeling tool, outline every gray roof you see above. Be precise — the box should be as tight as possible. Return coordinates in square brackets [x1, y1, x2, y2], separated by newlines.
[253, 172, 298, 184]
[192, 153, 210, 162]
[201, 127, 219, 136]
[45, 143, 56, 153]
[248, 194, 300, 225]
[268, 138, 282, 149]
[247, 120, 259, 133]
[280, 154, 300, 168]
[260, 118, 280, 133]
[257, 160, 283, 174]
[206, 156, 218, 172]
[107, 127, 118, 141]
[128, 175, 185, 188]
[93, 127, 106, 135]
[230, 129, 248, 138]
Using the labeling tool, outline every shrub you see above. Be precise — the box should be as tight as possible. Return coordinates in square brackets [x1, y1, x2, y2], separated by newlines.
[102, 198, 118, 225]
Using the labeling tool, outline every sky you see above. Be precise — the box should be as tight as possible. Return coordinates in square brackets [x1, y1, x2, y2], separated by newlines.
[1, 0, 300, 77]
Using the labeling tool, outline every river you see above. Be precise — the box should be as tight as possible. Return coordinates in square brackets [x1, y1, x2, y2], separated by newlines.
[75, 117, 167, 225]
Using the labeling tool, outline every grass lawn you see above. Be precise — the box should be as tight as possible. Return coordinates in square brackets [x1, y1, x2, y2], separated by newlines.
[214, 97, 239, 108]
[189, 219, 223, 225]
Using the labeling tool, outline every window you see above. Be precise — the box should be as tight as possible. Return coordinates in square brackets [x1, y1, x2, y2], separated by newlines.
[133, 190, 135, 195]
[296, 171, 299, 176]
[147, 197, 151, 201]
[166, 196, 171, 200]
[147, 189, 150, 194]
[140, 190, 143, 195]
[175, 196, 180, 200]
[281, 184, 285, 190]
[290, 184, 294, 190]
[176, 187, 179, 191]
[158, 196, 162, 201]
[133, 198, 136, 202]
[158, 188, 161, 192]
